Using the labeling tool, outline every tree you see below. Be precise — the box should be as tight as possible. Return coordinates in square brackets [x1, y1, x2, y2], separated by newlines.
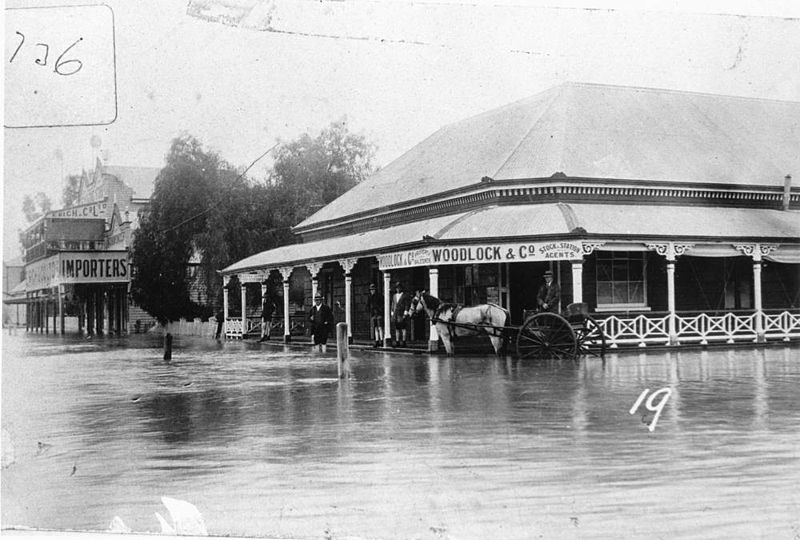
[62, 174, 82, 207]
[130, 134, 228, 324]
[268, 118, 375, 219]
[131, 122, 376, 322]
[22, 192, 52, 222]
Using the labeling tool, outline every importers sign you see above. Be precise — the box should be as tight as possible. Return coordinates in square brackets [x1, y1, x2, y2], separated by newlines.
[378, 241, 583, 269]
[25, 251, 130, 290]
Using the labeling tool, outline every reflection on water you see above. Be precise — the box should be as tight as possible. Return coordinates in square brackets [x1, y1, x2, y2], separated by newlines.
[2, 334, 800, 539]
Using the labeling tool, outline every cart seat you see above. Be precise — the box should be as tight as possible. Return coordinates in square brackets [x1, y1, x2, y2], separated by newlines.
[564, 302, 589, 323]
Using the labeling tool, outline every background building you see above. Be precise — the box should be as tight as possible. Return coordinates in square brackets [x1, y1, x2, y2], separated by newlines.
[16, 159, 160, 335]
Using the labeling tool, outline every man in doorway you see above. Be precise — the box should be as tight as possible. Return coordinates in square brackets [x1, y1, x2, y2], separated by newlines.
[391, 282, 412, 347]
[537, 270, 561, 313]
[366, 283, 384, 348]
[308, 293, 334, 352]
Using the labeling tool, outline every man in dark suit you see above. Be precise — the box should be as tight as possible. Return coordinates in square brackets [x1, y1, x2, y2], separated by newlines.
[308, 293, 334, 352]
[366, 283, 384, 348]
[537, 270, 560, 313]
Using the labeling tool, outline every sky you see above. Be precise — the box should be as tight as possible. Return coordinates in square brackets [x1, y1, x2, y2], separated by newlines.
[3, 0, 800, 260]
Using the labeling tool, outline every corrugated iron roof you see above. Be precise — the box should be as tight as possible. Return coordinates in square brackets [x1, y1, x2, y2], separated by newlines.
[223, 204, 800, 274]
[298, 83, 800, 229]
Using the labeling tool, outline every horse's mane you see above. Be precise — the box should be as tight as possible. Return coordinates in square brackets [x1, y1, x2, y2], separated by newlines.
[422, 293, 441, 311]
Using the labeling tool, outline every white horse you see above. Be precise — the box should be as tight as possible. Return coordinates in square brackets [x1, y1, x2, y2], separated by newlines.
[411, 291, 510, 356]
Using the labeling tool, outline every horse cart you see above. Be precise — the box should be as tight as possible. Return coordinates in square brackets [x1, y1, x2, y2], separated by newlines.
[411, 293, 606, 360]
[515, 303, 606, 360]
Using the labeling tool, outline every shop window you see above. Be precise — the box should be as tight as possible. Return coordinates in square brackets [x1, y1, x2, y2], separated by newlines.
[596, 251, 648, 310]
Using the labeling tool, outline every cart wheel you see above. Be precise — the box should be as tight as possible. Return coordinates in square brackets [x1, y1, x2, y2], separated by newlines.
[516, 312, 577, 360]
[575, 316, 606, 358]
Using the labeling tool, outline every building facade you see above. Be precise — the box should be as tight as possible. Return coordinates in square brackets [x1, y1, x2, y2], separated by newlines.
[18, 160, 160, 335]
[221, 83, 800, 349]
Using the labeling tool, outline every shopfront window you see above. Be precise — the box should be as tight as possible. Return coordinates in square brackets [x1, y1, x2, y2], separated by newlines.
[596, 251, 647, 310]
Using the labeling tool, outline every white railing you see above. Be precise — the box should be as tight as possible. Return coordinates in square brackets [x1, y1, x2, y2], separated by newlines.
[675, 311, 757, 344]
[597, 309, 799, 348]
[598, 313, 670, 348]
[763, 310, 800, 342]
[224, 319, 243, 338]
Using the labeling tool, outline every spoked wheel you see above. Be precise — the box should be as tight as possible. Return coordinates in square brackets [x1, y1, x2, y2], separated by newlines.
[574, 316, 607, 358]
[516, 312, 577, 360]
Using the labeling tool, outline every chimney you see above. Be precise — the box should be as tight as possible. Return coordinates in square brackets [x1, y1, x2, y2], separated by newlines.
[783, 174, 792, 211]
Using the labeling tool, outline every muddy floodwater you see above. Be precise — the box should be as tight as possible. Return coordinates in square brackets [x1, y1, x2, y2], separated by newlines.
[2, 333, 799, 539]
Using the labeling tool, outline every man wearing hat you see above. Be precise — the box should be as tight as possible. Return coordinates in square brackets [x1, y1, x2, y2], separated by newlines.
[366, 283, 384, 348]
[537, 269, 561, 313]
[308, 293, 334, 352]
[390, 281, 412, 347]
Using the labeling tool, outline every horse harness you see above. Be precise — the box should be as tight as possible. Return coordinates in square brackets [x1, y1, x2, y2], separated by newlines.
[430, 302, 506, 340]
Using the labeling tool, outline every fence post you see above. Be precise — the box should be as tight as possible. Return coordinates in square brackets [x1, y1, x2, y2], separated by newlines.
[336, 322, 350, 379]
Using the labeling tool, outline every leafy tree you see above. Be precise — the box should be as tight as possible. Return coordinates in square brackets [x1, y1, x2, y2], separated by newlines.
[62, 174, 82, 207]
[22, 192, 52, 222]
[131, 121, 376, 322]
[130, 134, 227, 324]
[269, 118, 375, 221]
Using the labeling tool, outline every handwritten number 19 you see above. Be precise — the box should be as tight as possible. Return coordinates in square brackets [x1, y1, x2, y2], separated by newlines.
[8, 32, 83, 76]
[629, 387, 672, 432]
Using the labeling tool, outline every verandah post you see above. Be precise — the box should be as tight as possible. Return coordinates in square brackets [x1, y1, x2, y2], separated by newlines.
[753, 260, 764, 342]
[382, 270, 392, 347]
[240, 278, 247, 339]
[279, 266, 293, 343]
[428, 267, 439, 352]
[338, 258, 357, 345]
[571, 260, 583, 304]
[222, 275, 230, 338]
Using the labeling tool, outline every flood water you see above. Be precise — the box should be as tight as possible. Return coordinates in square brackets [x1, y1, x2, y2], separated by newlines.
[2, 333, 799, 539]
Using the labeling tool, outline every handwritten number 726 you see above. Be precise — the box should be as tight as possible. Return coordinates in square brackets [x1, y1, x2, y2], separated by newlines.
[8, 32, 83, 76]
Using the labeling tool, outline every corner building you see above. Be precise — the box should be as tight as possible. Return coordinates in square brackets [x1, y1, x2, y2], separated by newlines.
[222, 83, 800, 349]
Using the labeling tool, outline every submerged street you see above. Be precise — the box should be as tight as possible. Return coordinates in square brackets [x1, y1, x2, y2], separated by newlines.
[2, 334, 799, 539]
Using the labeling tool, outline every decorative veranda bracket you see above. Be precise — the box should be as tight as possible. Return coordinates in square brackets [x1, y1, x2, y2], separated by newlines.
[646, 242, 694, 261]
[734, 243, 779, 262]
[278, 266, 293, 282]
[305, 262, 324, 278]
[581, 242, 606, 255]
[338, 258, 358, 275]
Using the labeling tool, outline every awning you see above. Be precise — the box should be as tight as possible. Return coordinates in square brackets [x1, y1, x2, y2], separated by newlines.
[222, 203, 800, 274]
[3, 280, 28, 305]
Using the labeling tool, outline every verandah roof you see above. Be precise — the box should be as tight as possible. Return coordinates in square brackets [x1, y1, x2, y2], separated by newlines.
[222, 204, 800, 275]
[297, 83, 800, 230]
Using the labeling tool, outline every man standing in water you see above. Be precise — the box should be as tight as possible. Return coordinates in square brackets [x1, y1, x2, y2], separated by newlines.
[308, 293, 334, 352]
[366, 283, 384, 348]
[260, 292, 276, 341]
[537, 270, 560, 313]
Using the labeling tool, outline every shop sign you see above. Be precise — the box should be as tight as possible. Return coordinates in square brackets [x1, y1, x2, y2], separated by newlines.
[378, 241, 583, 269]
[25, 251, 130, 290]
[48, 201, 108, 219]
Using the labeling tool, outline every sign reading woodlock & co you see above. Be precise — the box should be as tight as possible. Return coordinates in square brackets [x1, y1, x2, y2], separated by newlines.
[25, 251, 130, 290]
[377, 241, 583, 269]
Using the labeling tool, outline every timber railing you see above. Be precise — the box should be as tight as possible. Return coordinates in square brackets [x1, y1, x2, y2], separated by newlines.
[596, 308, 800, 348]
[224, 314, 308, 339]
